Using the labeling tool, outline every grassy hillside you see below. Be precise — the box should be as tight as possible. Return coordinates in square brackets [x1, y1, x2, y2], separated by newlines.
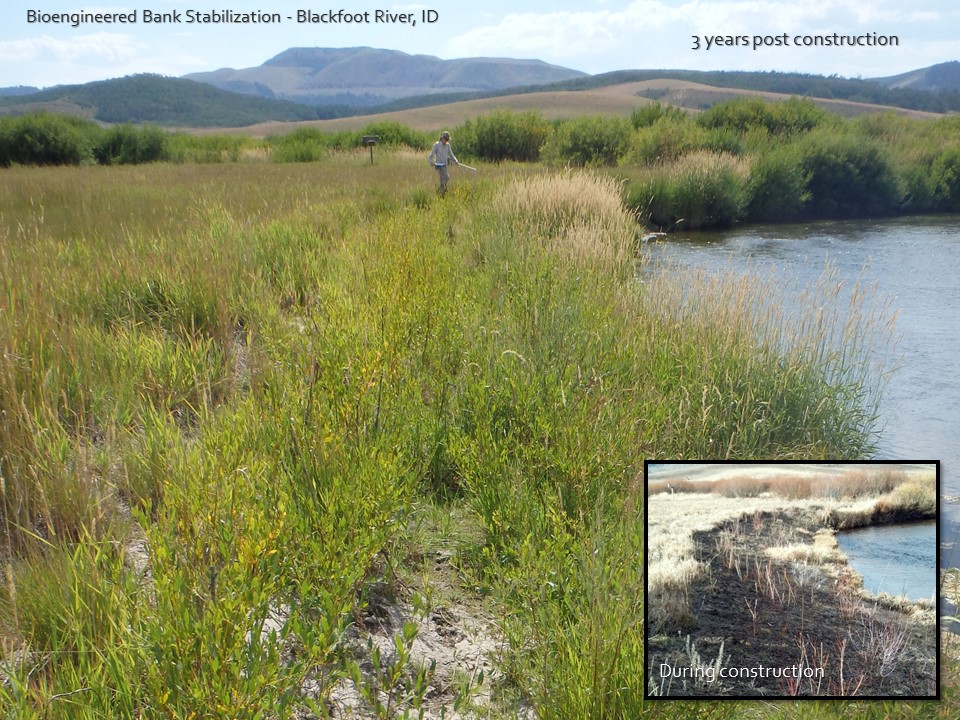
[2, 150, 942, 716]
[200, 85, 656, 136]
[384, 67, 960, 115]
[871, 60, 960, 92]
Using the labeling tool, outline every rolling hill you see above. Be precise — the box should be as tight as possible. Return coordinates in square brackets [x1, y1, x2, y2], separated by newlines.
[0, 86, 40, 97]
[196, 78, 942, 138]
[871, 60, 960, 92]
[183, 47, 589, 107]
[0, 74, 338, 127]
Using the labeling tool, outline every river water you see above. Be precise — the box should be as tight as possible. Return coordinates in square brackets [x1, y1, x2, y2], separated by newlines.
[642, 215, 960, 568]
[835, 522, 937, 602]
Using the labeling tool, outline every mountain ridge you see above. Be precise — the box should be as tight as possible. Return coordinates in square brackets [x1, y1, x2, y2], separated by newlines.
[183, 46, 589, 107]
[870, 60, 960, 92]
[3, 53, 960, 129]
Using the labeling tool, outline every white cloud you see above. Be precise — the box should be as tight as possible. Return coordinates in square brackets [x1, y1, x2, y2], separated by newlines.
[0, 32, 143, 64]
[0, 32, 215, 87]
[444, 0, 947, 74]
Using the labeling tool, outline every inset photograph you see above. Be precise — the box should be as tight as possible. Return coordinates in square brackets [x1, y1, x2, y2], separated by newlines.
[644, 461, 938, 699]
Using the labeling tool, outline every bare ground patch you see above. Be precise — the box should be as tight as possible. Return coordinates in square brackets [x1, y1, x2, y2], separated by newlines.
[647, 507, 936, 697]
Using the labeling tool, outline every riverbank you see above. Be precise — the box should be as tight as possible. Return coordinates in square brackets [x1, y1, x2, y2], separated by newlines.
[646, 465, 937, 697]
[0, 157, 932, 716]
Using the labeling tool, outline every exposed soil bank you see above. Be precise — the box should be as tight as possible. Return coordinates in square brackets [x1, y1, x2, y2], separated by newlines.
[647, 506, 936, 697]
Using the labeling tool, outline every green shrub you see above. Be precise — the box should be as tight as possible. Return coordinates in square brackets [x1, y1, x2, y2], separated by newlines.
[745, 143, 811, 222]
[268, 127, 329, 163]
[455, 110, 552, 162]
[358, 121, 429, 150]
[931, 146, 960, 211]
[625, 115, 707, 165]
[703, 126, 744, 155]
[166, 133, 250, 163]
[795, 131, 901, 219]
[94, 123, 169, 165]
[541, 115, 632, 167]
[630, 101, 687, 129]
[697, 97, 774, 134]
[0, 112, 100, 166]
[697, 96, 829, 136]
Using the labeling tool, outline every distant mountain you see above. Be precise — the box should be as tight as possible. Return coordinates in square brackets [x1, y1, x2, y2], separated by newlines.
[0, 74, 341, 127]
[184, 46, 588, 106]
[5, 57, 960, 129]
[870, 61, 960, 92]
[0, 86, 40, 97]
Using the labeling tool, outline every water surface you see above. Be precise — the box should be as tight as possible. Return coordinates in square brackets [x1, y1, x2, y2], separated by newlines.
[835, 522, 937, 602]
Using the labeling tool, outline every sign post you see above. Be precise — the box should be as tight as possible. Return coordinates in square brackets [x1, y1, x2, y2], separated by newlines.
[363, 135, 380, 165]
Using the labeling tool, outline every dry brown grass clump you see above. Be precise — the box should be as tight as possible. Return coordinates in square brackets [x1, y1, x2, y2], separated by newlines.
[765, 529, 842, 564]
[647, 479, 698, 495]
[873, 473, 937, 519]
[708, 469, 910, 501]
[658, 149, 750, 181]
[494, 171, 638, 272]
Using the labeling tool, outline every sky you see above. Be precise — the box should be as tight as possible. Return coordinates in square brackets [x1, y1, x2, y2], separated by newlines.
[2, 1, 959, 89]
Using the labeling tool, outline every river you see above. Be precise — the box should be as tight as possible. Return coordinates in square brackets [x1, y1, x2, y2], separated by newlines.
[642, 215, 960, 568]
[835, 522, 937, 602]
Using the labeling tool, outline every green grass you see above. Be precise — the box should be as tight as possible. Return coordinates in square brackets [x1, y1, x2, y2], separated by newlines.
[0, 150, 938, 717]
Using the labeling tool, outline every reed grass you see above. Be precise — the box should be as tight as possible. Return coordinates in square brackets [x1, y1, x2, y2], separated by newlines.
[627, 150, 751, 230]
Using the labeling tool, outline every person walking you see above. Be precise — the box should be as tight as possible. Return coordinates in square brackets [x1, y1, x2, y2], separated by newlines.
[428, 131, 458, 196]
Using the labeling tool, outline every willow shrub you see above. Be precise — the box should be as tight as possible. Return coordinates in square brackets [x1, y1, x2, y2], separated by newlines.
[540, 115, 632, 167]
[166, 133, 252, 163]
[93, 123, 169, 165]
[697, 96, 832, 136]
[267, 127, 330, 163]
[454, 109, 552, 162]
[357, 120, 430, 150]
[630, 101, 688, 129]
[794, 129, 901, 219]
[625, 115, 709, 165]
[929, 145, 960, 211]
[745, 142, 811, 222]
[0, 112, 100, 166]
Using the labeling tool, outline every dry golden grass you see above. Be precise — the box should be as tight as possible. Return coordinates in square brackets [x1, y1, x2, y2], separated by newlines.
[620, 78, 943, 119]
[874, 473, 937, 518]
[765, 529, 842, 564]
[493, 170, 638, 272]
[707, 468, 910, 500]
[656, 149, 750, 179]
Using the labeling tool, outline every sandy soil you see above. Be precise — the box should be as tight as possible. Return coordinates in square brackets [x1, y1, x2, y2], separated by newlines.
[314, 552, 503, 720]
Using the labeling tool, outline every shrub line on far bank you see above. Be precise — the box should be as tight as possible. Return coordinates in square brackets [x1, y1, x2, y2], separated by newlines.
[7, 97, 960, 230]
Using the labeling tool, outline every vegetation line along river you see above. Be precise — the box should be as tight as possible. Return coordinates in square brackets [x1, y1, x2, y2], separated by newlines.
[643, 215, 960, 566]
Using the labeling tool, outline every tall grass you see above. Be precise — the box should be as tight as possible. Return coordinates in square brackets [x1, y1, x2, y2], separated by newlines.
[638, 259, 894, 459]
[0, 151, 911, 716]
[626, 150, 751, 230]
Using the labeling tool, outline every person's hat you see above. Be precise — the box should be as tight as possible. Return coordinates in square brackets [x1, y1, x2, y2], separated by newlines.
[440, 131, 450, 139]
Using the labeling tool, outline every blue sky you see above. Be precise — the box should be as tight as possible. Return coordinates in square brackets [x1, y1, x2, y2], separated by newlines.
[2, 1, 959, 88]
